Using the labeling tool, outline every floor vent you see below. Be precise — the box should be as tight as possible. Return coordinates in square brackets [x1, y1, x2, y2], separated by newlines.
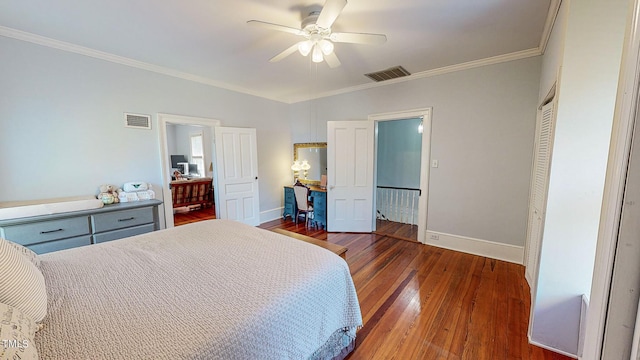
[124, 113, 151, 130]
[365, 66, 411, 82]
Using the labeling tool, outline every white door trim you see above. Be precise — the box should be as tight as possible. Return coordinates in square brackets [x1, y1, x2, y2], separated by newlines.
[583, 0, 640, 357]
[158, 113, 221, 228]
[369, 108, 432, 244]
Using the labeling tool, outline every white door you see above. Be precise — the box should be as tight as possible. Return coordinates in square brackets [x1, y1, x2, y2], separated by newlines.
[524, 101, 556, 288]
[214, 127, 260, 226]
[327, 120, 375, 232]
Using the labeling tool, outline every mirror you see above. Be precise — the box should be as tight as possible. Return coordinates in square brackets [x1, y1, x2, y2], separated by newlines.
[293, 142, 327, 185]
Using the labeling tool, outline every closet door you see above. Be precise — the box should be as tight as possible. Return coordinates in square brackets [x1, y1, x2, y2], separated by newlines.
[525, 101, 556, 289]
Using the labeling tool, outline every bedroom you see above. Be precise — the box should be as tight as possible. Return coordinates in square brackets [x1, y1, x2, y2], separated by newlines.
[0, 0, 637, 358]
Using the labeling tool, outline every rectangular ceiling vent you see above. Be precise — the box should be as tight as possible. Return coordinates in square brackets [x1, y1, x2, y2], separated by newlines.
[124, 113, 151, 130]
[365, 66, 411, 82]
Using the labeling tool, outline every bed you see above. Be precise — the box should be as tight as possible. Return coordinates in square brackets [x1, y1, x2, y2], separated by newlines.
[25, 219, 362, 359]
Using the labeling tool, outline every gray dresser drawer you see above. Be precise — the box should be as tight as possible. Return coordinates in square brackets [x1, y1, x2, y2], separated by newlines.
[93, 224, 154, 244]
[0, 216, 90, 246]
[91, 207, 154, 233]
[28, 235, 92, 254]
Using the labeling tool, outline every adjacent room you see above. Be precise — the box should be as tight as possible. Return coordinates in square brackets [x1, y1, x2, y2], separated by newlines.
[1, 0, 639, 358]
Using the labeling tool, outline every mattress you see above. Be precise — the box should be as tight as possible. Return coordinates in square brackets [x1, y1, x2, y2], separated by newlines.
[0, 196, 103, 221]
[35, 219, 362, 359]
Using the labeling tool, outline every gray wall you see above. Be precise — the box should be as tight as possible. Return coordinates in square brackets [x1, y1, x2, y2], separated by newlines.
[0, 33, 541, 249]
[376, 118, 422, 189]
[531, 0, 630, 355]
[290, 57, 541, 247]
[167, 124, 213, 178]
[0, 36, 291, 220]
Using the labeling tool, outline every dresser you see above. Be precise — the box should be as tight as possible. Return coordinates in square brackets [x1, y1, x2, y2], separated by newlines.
[0, 199, 162, 254]
[283, 186, 327, 229]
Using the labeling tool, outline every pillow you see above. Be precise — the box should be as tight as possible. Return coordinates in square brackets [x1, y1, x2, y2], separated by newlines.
[2, 238, 40, 268]
[0, 302, 39, 360]
[0, 239, 47, 322]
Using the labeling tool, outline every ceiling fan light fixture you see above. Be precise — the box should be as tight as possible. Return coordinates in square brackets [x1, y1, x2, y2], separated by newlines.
[312, 44, 324, 63]
[298, 40, 313, 57]
[319, 39, 334, 55]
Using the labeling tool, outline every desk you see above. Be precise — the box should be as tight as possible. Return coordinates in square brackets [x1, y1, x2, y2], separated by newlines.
[283, 185, 327, 229]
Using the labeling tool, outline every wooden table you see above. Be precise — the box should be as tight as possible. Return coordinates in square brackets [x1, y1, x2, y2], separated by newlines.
[272, 228, 347, 259]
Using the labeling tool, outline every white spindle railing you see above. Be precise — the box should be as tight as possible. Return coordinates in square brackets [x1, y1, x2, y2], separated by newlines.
[376, 186, 420, 225]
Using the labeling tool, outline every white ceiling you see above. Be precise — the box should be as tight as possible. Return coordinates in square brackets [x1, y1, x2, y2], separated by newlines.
[0, 0, 553, 103]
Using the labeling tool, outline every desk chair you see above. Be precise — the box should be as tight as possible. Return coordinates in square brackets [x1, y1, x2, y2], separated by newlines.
[293, 183, 314, 227]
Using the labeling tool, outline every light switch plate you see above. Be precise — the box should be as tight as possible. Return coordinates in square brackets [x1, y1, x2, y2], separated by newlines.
[431, 160, 439, 168]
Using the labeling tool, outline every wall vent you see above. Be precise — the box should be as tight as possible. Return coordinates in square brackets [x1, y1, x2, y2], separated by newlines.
[124, 113, 151, 130]
[365, 66, 411, 82]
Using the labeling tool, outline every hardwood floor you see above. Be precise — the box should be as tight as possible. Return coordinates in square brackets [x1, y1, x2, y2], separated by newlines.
[173, 206, 215, 226]
[259, 219, 572, 360]
[375, 219, 419, 242]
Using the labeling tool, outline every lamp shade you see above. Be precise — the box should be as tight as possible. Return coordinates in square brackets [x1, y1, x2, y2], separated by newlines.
[300, 160, 311, 170]
[298, 40, 313, 57]
[312, 44, 324, 63]
[291, 160, 302, 171]
[319, 40, 334, 55]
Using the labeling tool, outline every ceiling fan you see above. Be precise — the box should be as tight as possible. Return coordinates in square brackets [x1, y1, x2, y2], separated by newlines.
[248, 0, 387, 68]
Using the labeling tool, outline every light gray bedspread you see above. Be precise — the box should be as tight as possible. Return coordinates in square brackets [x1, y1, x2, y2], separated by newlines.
[35, 220, 362, 359]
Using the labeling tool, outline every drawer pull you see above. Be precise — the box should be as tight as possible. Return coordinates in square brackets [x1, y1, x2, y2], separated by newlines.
[40, 228, 63, 234]
[118, 217, 135, 222]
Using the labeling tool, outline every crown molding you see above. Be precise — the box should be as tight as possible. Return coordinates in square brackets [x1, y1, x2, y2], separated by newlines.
[1, 25, 545, 105]
[539, 0, 562, 54]
[286, 47, 542, 103]
[0, 26, 287, 104]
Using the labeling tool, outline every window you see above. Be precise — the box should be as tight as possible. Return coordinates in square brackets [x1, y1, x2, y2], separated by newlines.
[190, 133, 204, 176]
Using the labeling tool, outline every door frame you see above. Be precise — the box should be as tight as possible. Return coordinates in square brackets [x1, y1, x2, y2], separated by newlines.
[158, 113, 221, 228]
[583, 0, 640, 356]
[369, 108, 432, 244]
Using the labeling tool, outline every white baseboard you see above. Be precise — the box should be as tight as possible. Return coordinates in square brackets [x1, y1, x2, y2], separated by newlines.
[529, 336, 578, 359]
[260, 207, 284, 224]
[425, 231, 524, 264]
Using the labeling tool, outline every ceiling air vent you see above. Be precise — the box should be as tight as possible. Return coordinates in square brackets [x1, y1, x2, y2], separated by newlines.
[124, 113, 151, 130]
[364, 66, 411, 82]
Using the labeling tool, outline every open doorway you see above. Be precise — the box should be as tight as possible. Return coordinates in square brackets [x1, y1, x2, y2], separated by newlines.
[167, 124, 216, 226]
[370, 108, 431, 244]
[374, 118, 422, 241]
[158, 114, 221, 228]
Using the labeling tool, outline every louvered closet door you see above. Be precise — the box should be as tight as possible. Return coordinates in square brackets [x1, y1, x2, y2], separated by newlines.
[525, 101, 556, 288]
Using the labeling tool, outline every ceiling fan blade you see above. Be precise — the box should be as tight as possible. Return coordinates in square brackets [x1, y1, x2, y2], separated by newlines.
[330, 32, 387, 45]
[316, 0, 347, 29]
[324, 52, 341, 68]
[269, 43, 300, 63]
[247, 20, 303, 36]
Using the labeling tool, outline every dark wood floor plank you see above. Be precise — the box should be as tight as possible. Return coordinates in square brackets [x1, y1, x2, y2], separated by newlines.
[255, 218, 574, 360]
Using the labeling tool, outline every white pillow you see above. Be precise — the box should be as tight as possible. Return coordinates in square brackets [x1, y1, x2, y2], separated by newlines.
[0, 302, 39, 360]
[0, 239, 47, 322]
[2, 238, 40, 268]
